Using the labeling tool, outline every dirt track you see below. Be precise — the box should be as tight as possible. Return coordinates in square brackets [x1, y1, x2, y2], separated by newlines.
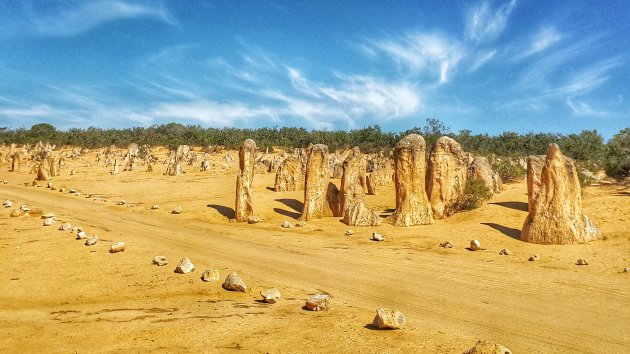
[1, 149, 629, 353]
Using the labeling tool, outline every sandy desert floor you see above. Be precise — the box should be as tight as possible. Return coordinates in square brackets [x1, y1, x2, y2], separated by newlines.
[0, 146, 628, 353]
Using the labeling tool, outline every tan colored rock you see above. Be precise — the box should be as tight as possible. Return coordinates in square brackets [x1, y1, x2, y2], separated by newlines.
[235, 139, 256, 222]
[464, 340, 512, 354]
[10, 208, 25, 217]
[85, 235, 98, 246]
[389, 134, 433, 226]
[274, 156, 304, 192]
[468, 156, 502, 194]
[109, 242, 125, 253]
[525, 155, 546, 214]
[201, 268, 220, 282]
[365, 174, 377, 195]
[260, 288, 281, 304]
[340, 147, 380, 226]
[222, 271, 247, 292]
[174, 257, 195, 273]
[37, 161, 52, 181]
[372, 308, 405, 329]
[305, 294, 331, 311]
[152, 256, 168, 266]
[299, 144, 340, 221]
[521, 144, 601, 244]
[427, 136, 468, 219]
[369, 165, 394, 186]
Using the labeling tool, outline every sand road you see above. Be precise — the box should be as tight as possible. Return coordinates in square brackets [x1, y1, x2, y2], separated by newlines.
[0, 153, 628, 353]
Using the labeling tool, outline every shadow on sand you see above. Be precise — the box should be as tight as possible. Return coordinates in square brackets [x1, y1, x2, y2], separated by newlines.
[207, 204, 235, 219]
[481, 222, 521, 240]
[273, 208, 301, 219]
[275, 199, 303, 212]
[490, 201, 528, 212]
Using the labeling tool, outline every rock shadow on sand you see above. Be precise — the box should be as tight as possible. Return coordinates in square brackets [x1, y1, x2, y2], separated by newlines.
[273, 208, 301, 219]
[481, 222, 521, 240]
[490, 201, 528, 212]
[275, 199, 303, 212]
[207, 204, 235, 219]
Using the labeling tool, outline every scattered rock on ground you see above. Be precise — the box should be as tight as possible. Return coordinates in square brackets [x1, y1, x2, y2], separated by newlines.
[440, 241, 453, 248]
[469, 239, 484, 251]
[116, 200, 125, 205]
[222, 271, 248, 292]
[247, 216, 260, 224]
[281, 221, 292, 228]
[109, 242, 125, 253]
[152, 256, 168, 266]
[296, 221, 306, 227]
[151, 205, 159, 210]
[529, 254, 540, 262]
[201, 268, 220, 282]
[10, 209, 25, 217]
[76, 231, 87, 239]
[499, 248, 511, 256]
[42, 218, 56, 226]
[260, 288, 281, 304]
[464, 339, 512, 354]
[85, 235, 99, 246]
[345, 229, 354, 236]
[305, 294, 331, 311]
[372, 308, 406, 329]
[2, 200, 13, 208]
[174, 257, 195, 274]
[372, 232, 385, 242]
[576, 259, 588, 265]
[58, 223, 72, 231]
[172, 206, 183, 214]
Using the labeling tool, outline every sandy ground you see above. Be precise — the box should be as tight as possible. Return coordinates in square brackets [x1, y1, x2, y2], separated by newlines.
[0, 147, 628, 353]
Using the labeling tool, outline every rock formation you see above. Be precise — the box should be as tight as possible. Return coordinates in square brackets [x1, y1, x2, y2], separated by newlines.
[174, 257, 195, 274]
[164, 151, 182, 176]
[468, 156, 502, 194]
[427, 136, 468, 219]
[525, 155, 546, 214]
[389, 134, 433, 226]
[340, 147, 380, 226]
[235, 139, 256, 222]
[37, 161, 52, 181]
[299, 144, 341, 221]
[521, 144, 601, 244]
[274, 156, 304, 191]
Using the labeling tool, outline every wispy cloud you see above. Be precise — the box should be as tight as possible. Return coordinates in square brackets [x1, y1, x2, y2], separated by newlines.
[515, 26, 563, 60]
[368, 32, 465, 84]
[566, 98, 608, 117]
[466, 0, 517, 44]
[548, 57, 623, 96]
[27, 0, 175, 36]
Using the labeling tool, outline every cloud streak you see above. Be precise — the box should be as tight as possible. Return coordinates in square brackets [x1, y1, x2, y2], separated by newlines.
[466, 0, 517, 44]
[24, 0, 175, 36]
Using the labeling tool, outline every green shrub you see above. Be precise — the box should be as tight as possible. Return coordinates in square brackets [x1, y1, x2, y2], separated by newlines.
[456, 179, 493, 211]
[492, 159, 526, 183]
[604, 128, 630, 180]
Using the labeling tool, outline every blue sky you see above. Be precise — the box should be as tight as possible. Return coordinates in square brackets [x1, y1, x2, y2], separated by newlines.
[0, 0, 628, 138]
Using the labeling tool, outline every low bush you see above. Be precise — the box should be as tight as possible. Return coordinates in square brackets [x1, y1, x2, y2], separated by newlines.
[456, 179, 493, 211]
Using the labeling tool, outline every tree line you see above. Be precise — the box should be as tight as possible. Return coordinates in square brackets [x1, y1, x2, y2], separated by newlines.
[1, 119, 628, 179]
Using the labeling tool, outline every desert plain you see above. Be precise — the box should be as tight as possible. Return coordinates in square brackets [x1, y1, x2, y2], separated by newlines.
[0, 146, 629, 353]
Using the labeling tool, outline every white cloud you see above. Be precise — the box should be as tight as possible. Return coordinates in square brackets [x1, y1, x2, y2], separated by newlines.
[549, 57, 623, 96]
[466, 0, 517, 44]
[566, 99, 608, 117]
[515, 26, 563, 60]
[369, 32, 465, 83]
[30, 1, 175, 36]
